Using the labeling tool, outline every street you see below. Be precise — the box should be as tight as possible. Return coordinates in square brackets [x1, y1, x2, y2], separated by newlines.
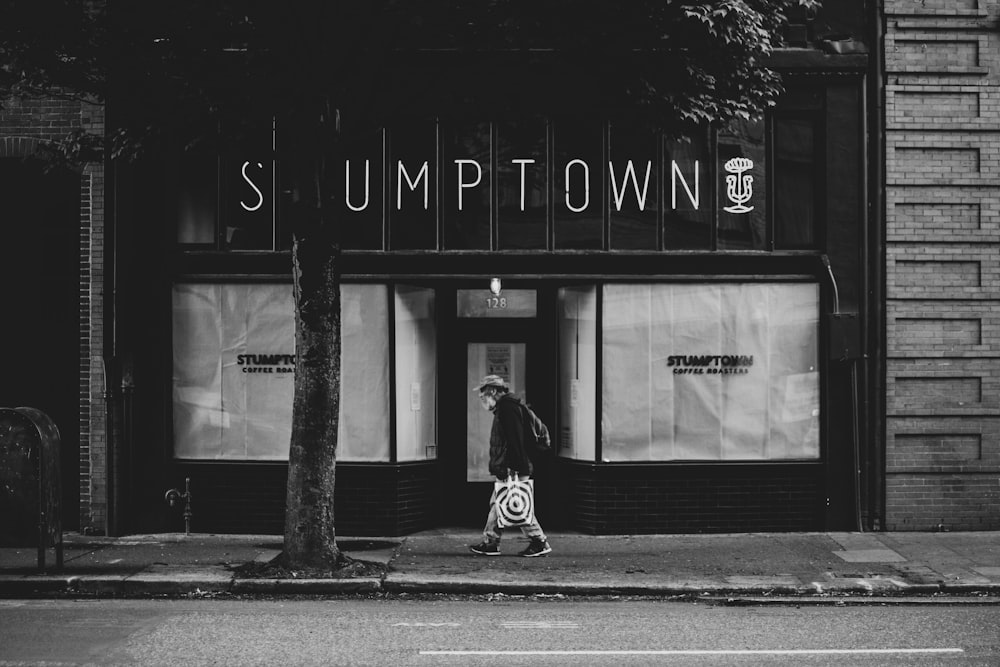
[1, 597, 997, 666]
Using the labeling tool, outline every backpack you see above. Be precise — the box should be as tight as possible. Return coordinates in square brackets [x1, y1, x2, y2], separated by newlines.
[521, 403, 552, 458]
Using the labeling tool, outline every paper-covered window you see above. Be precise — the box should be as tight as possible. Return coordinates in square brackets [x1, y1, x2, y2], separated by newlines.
[394, 286, 437, 461]
[171, 283, 390, 461]
[557, 286, 597, 460]
[601, 283, 819, 462]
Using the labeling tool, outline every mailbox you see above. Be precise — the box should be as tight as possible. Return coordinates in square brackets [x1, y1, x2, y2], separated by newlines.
[0, 407, 63, 570]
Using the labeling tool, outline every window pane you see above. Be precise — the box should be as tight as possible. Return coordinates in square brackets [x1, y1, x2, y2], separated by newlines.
[554, 120, 603, 249]
[339, 128, 385, 250]
[339, 285, 390, 461]
[609, 124, 657, 250]
[442, 122, 491, 250]
[175, 152, 217, 245]
[767, 285, 821, 458]
[171, 283, 391, 462]
[827, 84, 862, 311]
[557, 286, 597, 460]
[223, 119, 275, 250]
[601, 285, 657, 461]
[718, 119, 767, 250]
[390, 123, 437, 250]
[665, 131, 712, 250]
[601, 283, 819, 462]
[775, 118, 818, 249]
[497, 120, 547, 250]
[172, 283, 294, 460]
[395, 286, 437, 460]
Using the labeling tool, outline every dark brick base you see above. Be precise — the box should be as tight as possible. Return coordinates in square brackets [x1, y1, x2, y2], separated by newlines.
[558, 461, 826, 534]
[167, 462, 437, 536]
[160, 460, 825, 536]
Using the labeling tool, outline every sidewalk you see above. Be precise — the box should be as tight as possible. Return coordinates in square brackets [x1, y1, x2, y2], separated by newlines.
[1, 529, 998, 600]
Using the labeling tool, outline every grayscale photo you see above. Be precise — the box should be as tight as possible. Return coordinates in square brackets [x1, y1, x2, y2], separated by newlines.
[1, 0, 999, 664]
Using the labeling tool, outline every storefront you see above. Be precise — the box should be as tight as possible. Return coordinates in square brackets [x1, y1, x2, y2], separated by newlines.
[113, 62, 871, 535]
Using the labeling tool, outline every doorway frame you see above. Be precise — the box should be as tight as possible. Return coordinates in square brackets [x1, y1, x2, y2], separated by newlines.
[435, 280, 559, 527]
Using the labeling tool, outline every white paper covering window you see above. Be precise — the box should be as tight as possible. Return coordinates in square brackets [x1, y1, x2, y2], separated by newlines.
[339, 286, 391, 461]
[557, 286, 597, 460]
[171, 283, 390, 461]
[394, 286, 437, 461]
[601, 283, 819, 461]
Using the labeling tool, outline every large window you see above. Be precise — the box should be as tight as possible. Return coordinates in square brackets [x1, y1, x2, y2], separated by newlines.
[171, 283, 391, 461]
[174, 117, 825, 254]
[601, 283, 819, 461]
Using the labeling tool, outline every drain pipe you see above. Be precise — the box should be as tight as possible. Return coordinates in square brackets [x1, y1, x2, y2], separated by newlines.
[867, 0, 886, 532]
[822, 255, 864, 532]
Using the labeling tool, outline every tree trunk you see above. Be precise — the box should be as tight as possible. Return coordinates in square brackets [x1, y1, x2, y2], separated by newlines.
[282, 99, 344, 569]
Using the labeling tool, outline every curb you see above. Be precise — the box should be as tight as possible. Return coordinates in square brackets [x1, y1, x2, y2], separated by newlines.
[3, 576, 1000, 599]
[0, 576, 74, 597]
[230, 578, 382, 595]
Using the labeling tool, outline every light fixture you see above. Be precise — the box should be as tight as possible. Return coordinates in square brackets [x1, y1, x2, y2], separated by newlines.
[489, 277, 502, 296]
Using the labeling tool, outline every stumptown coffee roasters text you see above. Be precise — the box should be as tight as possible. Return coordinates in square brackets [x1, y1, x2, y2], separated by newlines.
[240, 157, 756, 214]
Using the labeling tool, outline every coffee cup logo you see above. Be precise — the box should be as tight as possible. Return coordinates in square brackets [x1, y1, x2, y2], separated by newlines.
[723, 157, 754, 214]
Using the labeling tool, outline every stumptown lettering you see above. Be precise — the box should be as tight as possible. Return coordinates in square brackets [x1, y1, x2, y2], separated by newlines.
[238, 156, 753, 219]
[341, 158, 749, 213]
[667, 354, 755, 375]
[240, 161, 266, 212]
[237, 353, 296, 373]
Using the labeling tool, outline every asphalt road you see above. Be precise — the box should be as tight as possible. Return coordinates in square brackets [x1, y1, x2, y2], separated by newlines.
[1, 597, 997, 666]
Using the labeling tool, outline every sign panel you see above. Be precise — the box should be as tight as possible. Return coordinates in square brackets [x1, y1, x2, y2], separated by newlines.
[457, 289, 537, 318]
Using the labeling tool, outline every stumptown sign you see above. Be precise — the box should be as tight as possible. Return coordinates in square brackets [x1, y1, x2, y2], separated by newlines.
[238, 156, 756, 214]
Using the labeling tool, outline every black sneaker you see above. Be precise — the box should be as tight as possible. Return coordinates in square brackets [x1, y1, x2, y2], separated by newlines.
[519, 539, 552, 557]
[469, 541, 500, 556]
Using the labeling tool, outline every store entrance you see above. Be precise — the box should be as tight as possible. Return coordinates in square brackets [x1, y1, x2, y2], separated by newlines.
[438, 287, 557, 528]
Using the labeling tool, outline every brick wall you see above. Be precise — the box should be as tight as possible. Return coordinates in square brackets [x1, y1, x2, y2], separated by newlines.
[0, 93, 106, 534]
[169, 462, 438, 536]
[884, 1, 1000, 530]
[562, 462, 824, 534]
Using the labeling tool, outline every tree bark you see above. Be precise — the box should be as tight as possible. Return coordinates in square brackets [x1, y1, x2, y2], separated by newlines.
[282, 98, 344, 569]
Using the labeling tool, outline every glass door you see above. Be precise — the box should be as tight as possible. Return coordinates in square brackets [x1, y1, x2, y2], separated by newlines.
[438, 282, 562, 528]
[465, 342, 527, 482]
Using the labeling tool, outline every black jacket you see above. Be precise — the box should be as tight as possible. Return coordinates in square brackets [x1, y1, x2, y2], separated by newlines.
[488, 393, 532, 479]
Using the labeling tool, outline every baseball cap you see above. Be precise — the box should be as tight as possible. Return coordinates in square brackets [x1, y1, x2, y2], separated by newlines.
[472, 374, 509, 392]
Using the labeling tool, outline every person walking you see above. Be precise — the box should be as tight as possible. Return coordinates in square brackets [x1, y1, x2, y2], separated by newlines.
[468, 374, 553, 557]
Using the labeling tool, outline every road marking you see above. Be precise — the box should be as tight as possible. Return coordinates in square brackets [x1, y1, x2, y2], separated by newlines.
[420, 648, 964, 656]
[392, 622, 461, 627]
[501, 621, 579, 629]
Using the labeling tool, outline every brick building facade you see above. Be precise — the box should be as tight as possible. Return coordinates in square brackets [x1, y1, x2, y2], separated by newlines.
[884, 0, 1000, 529]
[0, 94, 106, 533]
[4, 1, 998, 536]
